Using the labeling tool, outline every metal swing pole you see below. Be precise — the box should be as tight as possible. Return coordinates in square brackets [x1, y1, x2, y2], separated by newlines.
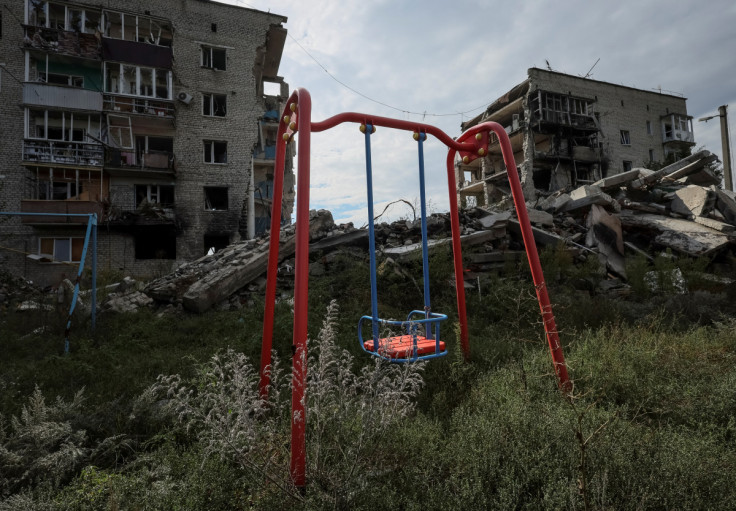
[363, 124, 380, 346]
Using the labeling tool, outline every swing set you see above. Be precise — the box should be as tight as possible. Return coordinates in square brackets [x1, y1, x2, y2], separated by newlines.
[259, 88, 570, 489]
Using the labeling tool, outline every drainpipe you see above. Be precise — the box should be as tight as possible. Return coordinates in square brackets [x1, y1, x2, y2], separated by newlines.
[248, 154, 255, 238]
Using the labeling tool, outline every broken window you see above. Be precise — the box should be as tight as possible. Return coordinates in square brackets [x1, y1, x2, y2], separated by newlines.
[135, 184, 174, 208]
[84, 10, 100, 33]
[134, 228, 176, 259]
[39, 237, 84, 262]
[155, 68, 169, 99]
[28, 109, 99, 141]
[102, 10, 171, 46]
[203, 93, 227, 117]
[41, 72, 84, 87]
[29, 0, 46, 27]
[203, 140, 227, 164]
[623, 160, 633, 172]
[107, 114, 133, 148]
[67, 8, 83, 31]
[204, 234, 229, 255]
[105, 63, 171, 99]
[201, 46, 226, 71]
[204, 187, 228, 210]
[104, 10, 122, 38]
[620, 130, 631, 145]
[48, 3, 65, 29]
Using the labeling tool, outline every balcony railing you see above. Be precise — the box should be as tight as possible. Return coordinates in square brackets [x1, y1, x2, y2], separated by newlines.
[103, 94, 175, 117]
[24, 83, 103, 110]
[20, 199, 104, 224]
[22, 140, 104, 167]
[663, 129, 695, 145]
[105, 148, 175, 172]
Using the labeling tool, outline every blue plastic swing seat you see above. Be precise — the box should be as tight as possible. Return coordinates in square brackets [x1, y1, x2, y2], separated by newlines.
[358, 310, 448, 362]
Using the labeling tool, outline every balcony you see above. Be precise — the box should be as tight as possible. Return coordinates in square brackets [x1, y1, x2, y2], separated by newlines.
[24, 83, 103, 111]
[20, 199, 104, 224]
[22, 140, 104, 167]
[663, 129, 695, 145]
[105, 148, 176, 175]
[103, 94, 174, 118]
[23, 25, 101, 60]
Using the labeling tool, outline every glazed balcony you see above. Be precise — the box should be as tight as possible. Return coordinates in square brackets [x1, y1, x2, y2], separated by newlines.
[22, 140, 104, 167]
[104, 148, 176, 175]
[103, 94, 174, 118]
[24, 83, 103, 111]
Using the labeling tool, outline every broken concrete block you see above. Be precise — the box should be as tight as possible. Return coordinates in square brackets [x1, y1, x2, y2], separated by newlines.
[591, 168, 643, 190]
[715, 189, 736, 224]
[525, 208, 554, 227]
[630, 150, 712, 189]
[564, 190, 620, 214]
[669, 185, 713, 217]
[569, 185, 603, 201]
[693, 216, 735, 233]
[537, 192, 572, 213]
[585, 204, 626, 278]
[619, 211, 732, 256]
[478, 210, 512, 229]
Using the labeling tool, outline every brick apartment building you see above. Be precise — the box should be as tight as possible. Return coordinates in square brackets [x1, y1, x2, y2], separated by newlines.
[457, 68, 696, 206]
[0, 0, 294, 286]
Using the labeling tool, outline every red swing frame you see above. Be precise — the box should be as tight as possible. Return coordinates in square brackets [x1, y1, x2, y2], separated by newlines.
[258, 88, 571, 489]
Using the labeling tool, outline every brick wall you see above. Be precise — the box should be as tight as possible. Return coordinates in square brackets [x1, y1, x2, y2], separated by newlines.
[528, 68, 691, 173]
[0, 0, 289, 284]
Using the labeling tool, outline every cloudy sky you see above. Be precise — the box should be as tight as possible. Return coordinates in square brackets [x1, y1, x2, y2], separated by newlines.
[225, 0, 736, 226]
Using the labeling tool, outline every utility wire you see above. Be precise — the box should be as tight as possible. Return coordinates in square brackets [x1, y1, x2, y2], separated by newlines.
[228, 0, 496, 118]
[287, 33, 493, 118]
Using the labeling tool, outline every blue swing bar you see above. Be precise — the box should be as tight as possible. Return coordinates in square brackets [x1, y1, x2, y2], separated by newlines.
[358, 127, 447, 362]
[0, 211, 97, 353]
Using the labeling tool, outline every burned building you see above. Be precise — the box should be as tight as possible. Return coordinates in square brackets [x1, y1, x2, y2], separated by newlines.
[457, 68, 695, 206]
[0, 0, 294, 286]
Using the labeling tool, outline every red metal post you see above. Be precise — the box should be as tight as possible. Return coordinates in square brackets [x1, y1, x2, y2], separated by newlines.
[481, 122, 571, 391]
[259, 90, 299, 398]
[289, 88, 313, 489]
[445, 149, 470, 361]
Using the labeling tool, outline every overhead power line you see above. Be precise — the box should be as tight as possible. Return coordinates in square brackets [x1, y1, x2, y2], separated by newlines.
[287, 34, 495, 118]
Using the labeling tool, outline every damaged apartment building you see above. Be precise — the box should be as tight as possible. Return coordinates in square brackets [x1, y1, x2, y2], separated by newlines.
[0, 0, 294, 286]
[457, 67, 695, 205]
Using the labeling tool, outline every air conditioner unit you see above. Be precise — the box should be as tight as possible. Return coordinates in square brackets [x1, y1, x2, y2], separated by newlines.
[177, 92, 193, 104]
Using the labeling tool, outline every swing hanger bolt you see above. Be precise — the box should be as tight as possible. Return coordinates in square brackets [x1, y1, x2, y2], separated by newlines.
[289, 121, 297, 131]
[413, 132, 419, 141]
[477, 148, 486, 156]
[290, 103, 297, 112]
[360, 124, 366, 133]
[283, 115, 291, 124]
[475, 133, 483, 141]
[282, 133, 291, 142]
[462, 155, 470, 164]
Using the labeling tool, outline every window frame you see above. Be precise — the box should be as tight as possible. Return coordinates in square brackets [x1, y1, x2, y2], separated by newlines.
[104, 62, 171, 99]
[201, 45, 227, 71]
[203, 140, 228, 164]
[620, 130, 631, 146]
[202, 93, 227, 117]
[623, 160, 633, 172]
[38, 236, 84, 263]
[203, 186, 229, 211]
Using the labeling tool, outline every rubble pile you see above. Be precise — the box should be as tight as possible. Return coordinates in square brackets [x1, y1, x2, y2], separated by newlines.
[0, 270, 44, 312]
[93, 150, 735, 314]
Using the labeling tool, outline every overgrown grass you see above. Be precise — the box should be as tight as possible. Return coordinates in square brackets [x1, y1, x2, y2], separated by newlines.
[2, 250, 736, 509]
